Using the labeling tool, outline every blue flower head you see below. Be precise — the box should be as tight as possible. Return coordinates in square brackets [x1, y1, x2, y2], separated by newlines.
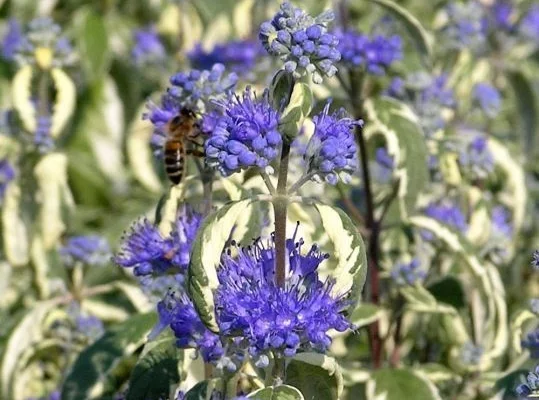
[132, 27, 166, 67]
[2, 19, 23, 61]
[424, 201, 468, 237]
[520, 5, 539, 42]
[490, 1, 514, 31]
[168, 64, 238, 112]
[304, 102, 360, 185]
[0, 159, 15, 203]
[155, 227, 352, 366]
[188, 40, 262, 76]
[458, 133, 494, 180]
[390, 259, 425, 286]
[60, 235, 111, 267]
[35, 115, 53, 153]
[259, 2, 340, 83]
[115, 206, 203, 277]
[335, 29, 402, 74]
[492, 205, 512, 237]
[473, 83, 501, 118]
[522, 329, 539, 359]
[442, 2, 487, 52]
[205, 87, 282, 176]
[460, 341, 484, 365]
[516, 365, 539, 398]
[372, 147, 394, 184]
[13, 17, 75, 68]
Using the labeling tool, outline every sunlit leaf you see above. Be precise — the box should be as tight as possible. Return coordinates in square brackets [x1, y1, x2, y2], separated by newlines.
[50, 68, 76, 138]
[507, 70, 537, 154]
[11, 65, 36, 133]
[74, 8, 110, 82]
[366, 368, 442, 400]
[2, 183, 29, 266]
[349, 303, 383, 328]
[314, 203, 367, 311]
[287, 353, 343, 399]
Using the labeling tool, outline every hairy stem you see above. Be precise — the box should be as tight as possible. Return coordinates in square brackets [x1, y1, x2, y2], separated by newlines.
[271, 354, 286, 386]
[260, 170, 276, 194]
[273, 140, 291, 288]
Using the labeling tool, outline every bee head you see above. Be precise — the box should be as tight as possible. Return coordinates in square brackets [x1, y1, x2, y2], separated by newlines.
[180, 108, 197, 119]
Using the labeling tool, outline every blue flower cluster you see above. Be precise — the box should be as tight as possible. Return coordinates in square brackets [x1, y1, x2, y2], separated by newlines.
[457, 134, 494, 180]
[35, 115, 53, 153]
[1, 19, 22, 61]
[131, 27, 166, 68]
[489, 2, 514, 31]
[491, 205, 512, 238]
[205, 88, 282, 176]
[442, 2, 487, 52]
[473, 83, 501, 118]
[532, 250, 539, 270]
[522, 329, 539, 359]
[460, 341, 484, 365]
[259, 2, 340, 83]
[115, 207, 202, 277]
[516, 365, 539, 398]
[145, 64, 238, 153]
[304, 103, 360, 185]
[334, 29, 402, 74]
[424, 201, 468, 234]
[372, 147, 394, 184]
[60, 235, 111, 268]
[188, 40, 261, 76]
[6, 17, 75, 67]
[521, 5, 539, 42]
[387, 73, 455, 138]
[0, 159, 15, 203]
[155, 231, 352, 367]
[390, 259, 425, 286]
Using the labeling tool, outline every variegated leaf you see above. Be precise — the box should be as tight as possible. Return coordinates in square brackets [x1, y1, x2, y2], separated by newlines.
[349, 303, 383, 328]
[366, 368, 442, 400]
[364, 97, 428, 220]
[50, 68, 76, 138]
[314, 203, 367, 311]
[289, 353, 343, 399]
[247, 385, 305, 400]
[188, 200, 252, 332]
[12, 65, 36, 133]
[2, 183, 29, 266]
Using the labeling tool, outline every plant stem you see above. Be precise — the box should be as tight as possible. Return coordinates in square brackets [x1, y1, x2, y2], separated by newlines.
[271, 355, 286, 386]
[287, 172, 315, 195]
[260, 170, 276, 194]
[273, 140, 291, 288]
[349, 69, 382, 368]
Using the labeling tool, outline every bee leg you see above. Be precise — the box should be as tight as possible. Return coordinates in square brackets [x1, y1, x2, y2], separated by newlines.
[187, 149, 205, 157]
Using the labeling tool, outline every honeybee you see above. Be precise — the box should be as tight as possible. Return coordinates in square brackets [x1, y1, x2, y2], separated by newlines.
[163, 108, 204, 185]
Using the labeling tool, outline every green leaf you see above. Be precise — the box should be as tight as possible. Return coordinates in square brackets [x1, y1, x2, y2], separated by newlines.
[184, 379, 222, 400]
[349, 303, 383, 328]
[11, 65, 36, 133]
[370, 0, 432, 67]
[510, 309, 536, 353]
[494, 369, 529, 396]
[61, 312, 157, 400]
[427, 277, 465, 309]
[286, 353, 343, 400]
[400, 285, 457, 314]
[2, 182, 29, 266]
[50, 68, 76, 138]
[125, 333, 181, 400]
[188, 200, 251, 333]
[74, 9, 110, 82]
[507, 70, 537, 154]
[248, 385, 305, 400]
[1, 301, 57, 400]
[415, 364, 461, 384]
[126, 103, 163, 194]
[367, 368, 441, 400]
[34, 152, 74, 249]
[279, 82, 313, 141]
[314, 203, 367, 311]
[270, 70, 295, 111]
[364, 97, 429, 219]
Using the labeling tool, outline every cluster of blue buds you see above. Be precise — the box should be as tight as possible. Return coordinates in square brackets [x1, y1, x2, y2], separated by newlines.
[390, 259, 425, 286]
[460, 341, 484, 365]
[131, 27, 166, 68]
[259, 2, 340, 83]
[4, 17, 75, 68]
[457, 133, 494, 180]
[489, 1, 514, 32]
[35, 115, 53, 153]
[115, 207, 202, 277]
[516, 365, 539, 398]
[442, 2, 487, 52]
[473, 83, 501, 118]
[520, 5, 539, 42]
[304, 102, 360, 185]
[188, 40, 262, 76]
[0, 159, 15, 203]
[205, 88, 282, 176]
[59, 235, 111, 268]
[522, 329, 539, 359]
[424, 201, 468, 235]
[335, 29, 402, 74]
[532, 250, 539, 270]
